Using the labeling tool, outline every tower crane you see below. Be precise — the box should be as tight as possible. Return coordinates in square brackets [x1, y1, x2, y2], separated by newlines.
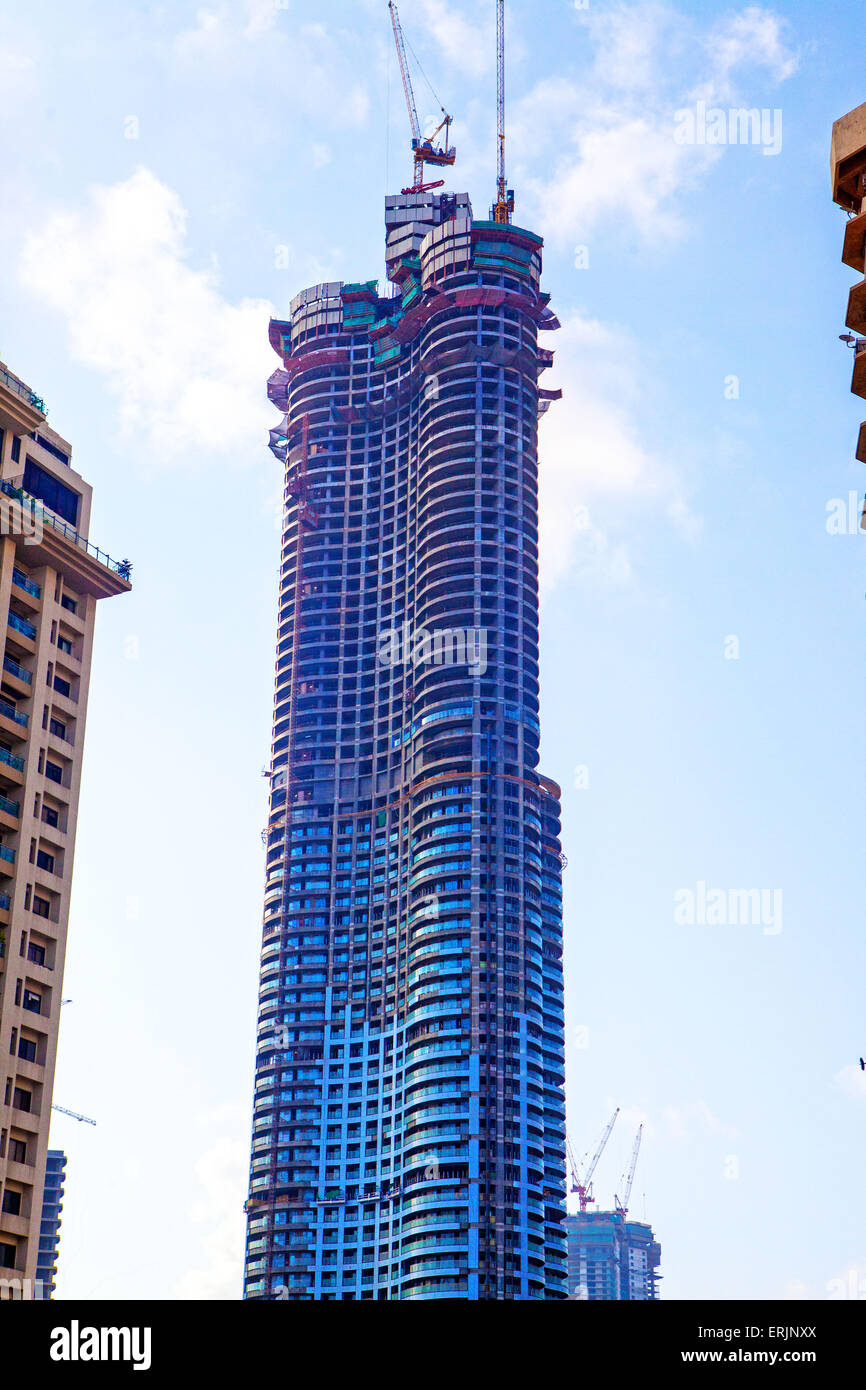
[569, 1108, 619, 1212]
[388, 1, 456, 194]
[492, 0, 514, 223]
[615, 1124, 643, 1218]
[51, 1104, 96, 1126]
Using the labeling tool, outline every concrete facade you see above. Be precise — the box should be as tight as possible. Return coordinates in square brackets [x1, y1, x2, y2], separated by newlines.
[0, 363, 130, 1296]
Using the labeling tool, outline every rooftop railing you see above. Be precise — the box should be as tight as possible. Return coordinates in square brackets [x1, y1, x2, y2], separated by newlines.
[0, 365, 45, 413]
[0, 480, 132, 580]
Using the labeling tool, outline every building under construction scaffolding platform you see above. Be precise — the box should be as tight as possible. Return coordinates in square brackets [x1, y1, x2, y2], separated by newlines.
[566, 1211, 661, 1301]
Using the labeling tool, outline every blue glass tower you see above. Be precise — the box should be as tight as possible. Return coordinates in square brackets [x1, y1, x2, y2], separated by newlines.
[35, 1149, 65, 1299]
[244, 188, 567, 1299]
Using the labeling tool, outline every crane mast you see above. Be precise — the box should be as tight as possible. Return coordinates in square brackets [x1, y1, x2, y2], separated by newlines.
[389, 1, 456, 194]
[492, 0, 514, 222]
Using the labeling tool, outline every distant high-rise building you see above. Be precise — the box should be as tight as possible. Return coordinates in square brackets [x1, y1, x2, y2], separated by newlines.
[831, 100, 866, 527]
[0, 363, 131, 1298]
[566, 1211, 661, 1301]
[35, 1148, 65, 1299]
[243, 184, 567, 1300]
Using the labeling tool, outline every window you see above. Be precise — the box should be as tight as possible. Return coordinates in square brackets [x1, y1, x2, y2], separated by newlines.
[57, 637, 72, 655]
[22, 989, 41, 1013]
[1, 1190, 21, 1216]
[27, 941, 46, 965]
[12, 1089, 31, 1113]
[60, 595, 77, 615]
[33, 433, 69, 466]
[41, 806, 59, 829]
[52, 678, 71, 700]
[8, 1138, 26, 1164]
[36, 851, 54, 874]
[22, 458, 80, 527]
[0, 1242, 16, 1268]
[31, 897, 50, 920]
[48, 719, 66, 741]
[44, 762, 62, 785]
[17, 1037, 37, 1062]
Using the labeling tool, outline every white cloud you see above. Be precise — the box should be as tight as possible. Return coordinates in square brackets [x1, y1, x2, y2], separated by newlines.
[527, 109, 712, 249]
[244, 0, 285, 39]
[538, 313, 701, 594]
[698, 6, 799, 104]
[581, 0, 683, 96]
[518, 4, 798, 249]
[173, 6, 369, 127]
[835, 1062, 866, 1100]
[174, 1133, 247, 1301]
[18, 169, 275, 463]
[419, 0, 492, 80]
[614, 1098, 737, 1143]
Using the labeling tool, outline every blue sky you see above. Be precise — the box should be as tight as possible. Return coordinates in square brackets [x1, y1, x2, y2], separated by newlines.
[1, 0, 864, 1301]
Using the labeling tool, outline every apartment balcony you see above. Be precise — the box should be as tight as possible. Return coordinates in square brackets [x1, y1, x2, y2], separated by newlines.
[0, 845, 15, 877]
[852, 342, 866, 399]
[0, 793, 20, 830]
[10, 569, 41, 614]
[6, 611, 37, 652]
[0, 746, 25, 786]
[846, 280, 866, 335]
[2, 655, 32, 695]
[0, 363, 45, 436]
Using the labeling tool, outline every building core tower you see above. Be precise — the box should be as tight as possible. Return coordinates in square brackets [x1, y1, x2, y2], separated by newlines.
[244, 187, 566, 1299]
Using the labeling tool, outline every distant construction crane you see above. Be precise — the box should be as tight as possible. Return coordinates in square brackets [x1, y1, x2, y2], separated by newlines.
[52, 1104, 96, 1127]
[569, 1108, 619, 1212]
[388, 1, 456, 194]
[492, 0, 514, 223]
[615, 1125, 643, 1218]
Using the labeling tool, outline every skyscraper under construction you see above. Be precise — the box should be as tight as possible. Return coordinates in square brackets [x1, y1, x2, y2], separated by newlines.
[244, 6, 566, 1302]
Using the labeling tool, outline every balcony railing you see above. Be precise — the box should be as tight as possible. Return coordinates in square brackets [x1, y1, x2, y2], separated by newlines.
[0, 747, 24, 773]
[0, 891, 9, 911]
[3, 656, 31, 685]
[7, 611, 36, 640]
[0, 365, 44, 413]
[0, 698, 27, 727]
[0, 795, 20, 819]
[0, 480, 132, 580]
[0, 845, 16, 863]
[12, 568, 41, 599]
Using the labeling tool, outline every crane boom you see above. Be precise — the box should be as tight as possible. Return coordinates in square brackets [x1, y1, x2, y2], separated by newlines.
[572, 1108, 619, 1211]
[52, 1104, 96, 1126]
[615, 1125, 643, 1217]
[389, 0, 421, 145]
[389, 1, 456, 193]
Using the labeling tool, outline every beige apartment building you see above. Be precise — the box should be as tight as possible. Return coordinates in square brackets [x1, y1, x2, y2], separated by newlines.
[0, 361, 130, 1296]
